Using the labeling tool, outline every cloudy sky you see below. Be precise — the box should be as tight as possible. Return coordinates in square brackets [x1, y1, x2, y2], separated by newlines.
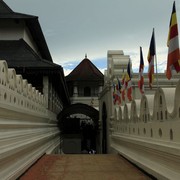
[4, 0, 180, 75]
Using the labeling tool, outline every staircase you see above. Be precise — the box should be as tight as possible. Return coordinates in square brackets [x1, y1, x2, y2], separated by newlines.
[20, 154, 151, 180]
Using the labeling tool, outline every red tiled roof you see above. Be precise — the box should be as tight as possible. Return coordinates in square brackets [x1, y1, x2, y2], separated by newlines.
[66, 57, 104, 81]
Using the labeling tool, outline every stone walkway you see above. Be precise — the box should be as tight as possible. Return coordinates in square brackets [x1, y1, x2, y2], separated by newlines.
[20, 154, 152, 180]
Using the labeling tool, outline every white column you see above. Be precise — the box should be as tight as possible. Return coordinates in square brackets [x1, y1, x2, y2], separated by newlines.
[73, 86, 78, 97]
[99, 86, 103, 94]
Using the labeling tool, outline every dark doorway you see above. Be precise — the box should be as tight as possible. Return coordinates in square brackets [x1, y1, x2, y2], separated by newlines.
[84, 86, 91, 96]
[80, 118, 96, 153]
[102, 102, 107, 154]
[58, 103, 99, 154]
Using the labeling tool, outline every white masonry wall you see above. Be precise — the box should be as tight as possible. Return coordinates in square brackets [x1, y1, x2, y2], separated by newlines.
[0, 60, 61, 180]
[99, 50, 180, 180]
[110, 82, 180, 179]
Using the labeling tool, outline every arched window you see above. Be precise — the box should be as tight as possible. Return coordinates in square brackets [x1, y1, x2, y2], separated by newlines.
[159, 128, 162, 137]
[84, 87, 91, 96]
[145, 114, 147, 123]
[170, 129, 173, 141]
[165, 110, 168, 120]
[160, 95, 163, 106]
[161, 111, 163, 120]
[151, 128, 153, 138]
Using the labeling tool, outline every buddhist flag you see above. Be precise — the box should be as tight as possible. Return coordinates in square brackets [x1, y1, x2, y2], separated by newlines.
[112, 82, 121, 105]
[147, 29, 156, 88]
[116, 78, 121, 105]
[121, 73, 126, 101]
[166, 1, 180, 79]
[138, 47, 144, 94]
[112, 83, 116, 104]
[125, 61, 132, 101]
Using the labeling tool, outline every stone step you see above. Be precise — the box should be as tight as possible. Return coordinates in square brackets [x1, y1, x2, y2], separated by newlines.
[20, 154, 152, 180]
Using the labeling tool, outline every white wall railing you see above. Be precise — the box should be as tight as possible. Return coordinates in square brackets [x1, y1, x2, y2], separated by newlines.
[110, 80, 180, 179]
[0, 60, 61, 180]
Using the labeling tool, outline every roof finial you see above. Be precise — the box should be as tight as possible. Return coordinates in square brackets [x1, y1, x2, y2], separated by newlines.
[85, 53, 87, 59]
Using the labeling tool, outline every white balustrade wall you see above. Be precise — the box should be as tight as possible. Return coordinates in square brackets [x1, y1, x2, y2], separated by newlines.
[99, 50, 180, 179]
[0, 60, 61, 180]
[110, 81, 180, 179]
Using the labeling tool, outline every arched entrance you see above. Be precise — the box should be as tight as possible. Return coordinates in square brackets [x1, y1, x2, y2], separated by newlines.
[58, 103, 99, 154]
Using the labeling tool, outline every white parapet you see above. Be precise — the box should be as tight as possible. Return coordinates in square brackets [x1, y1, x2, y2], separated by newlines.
[0, 60, 61, 180]
[109, 80, 180, 179]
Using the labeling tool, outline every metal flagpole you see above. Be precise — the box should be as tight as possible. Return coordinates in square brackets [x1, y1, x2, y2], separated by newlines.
[153, 28, 159, 88]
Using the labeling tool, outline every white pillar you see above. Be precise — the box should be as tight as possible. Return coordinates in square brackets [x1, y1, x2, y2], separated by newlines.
[99, 86, 103, 94]
[73, 86, 78, 97]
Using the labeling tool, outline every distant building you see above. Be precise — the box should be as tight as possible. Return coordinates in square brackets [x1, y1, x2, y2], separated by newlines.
[106, 50, 180, 102]
[58, 55, 104, 154]
[66, 55, 104, 109]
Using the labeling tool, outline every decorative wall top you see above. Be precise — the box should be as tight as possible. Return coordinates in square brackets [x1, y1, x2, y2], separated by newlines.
[114, 81, 180, 122]
[0, 60, 47, 115]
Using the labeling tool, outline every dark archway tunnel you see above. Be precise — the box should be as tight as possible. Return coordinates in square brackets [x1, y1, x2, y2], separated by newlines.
[57, 103, 99, 154]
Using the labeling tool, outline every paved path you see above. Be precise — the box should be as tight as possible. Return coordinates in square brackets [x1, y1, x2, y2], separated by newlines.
[20, 154, 152, 180]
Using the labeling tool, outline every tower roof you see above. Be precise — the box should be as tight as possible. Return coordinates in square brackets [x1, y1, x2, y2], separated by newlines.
[0, 0, 13, 13]
[66, 56, 104, 82]
[0, 0, 52, 61]
[0, 0, 70, 106]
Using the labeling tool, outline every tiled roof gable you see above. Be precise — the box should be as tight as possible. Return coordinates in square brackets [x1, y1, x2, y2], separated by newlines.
[66, 57, 104, 81]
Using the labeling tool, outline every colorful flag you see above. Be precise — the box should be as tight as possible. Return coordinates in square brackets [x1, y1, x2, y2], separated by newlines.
[166, 1, 180, 79]
[116, 79, 121, 105]
[121, 73, 126, 101]
[112, 83, 116, 105]
[117, 77, 122, 92]
[147, 29, 155, 88]
[116, 84, 121, 105]
[138, 47, 144, 94]
[125, 61, 132, 101]
[112, 82, 121, 105]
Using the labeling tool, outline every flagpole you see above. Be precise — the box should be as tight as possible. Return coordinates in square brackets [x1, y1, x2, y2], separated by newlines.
[153, 28, 159, 88]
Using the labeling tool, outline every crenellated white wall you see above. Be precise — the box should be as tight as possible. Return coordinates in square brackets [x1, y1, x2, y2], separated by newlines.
[0, 60, 61, 180]
[110, 82, 180, 179]
[99, 50, 180, 179]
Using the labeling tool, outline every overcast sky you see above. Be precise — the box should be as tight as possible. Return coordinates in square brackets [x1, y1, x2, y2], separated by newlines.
[4, 0, 180, 75]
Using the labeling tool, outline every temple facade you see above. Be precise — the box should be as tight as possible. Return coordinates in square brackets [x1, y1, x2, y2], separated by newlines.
[58, 56, 104, 154]
[1, 0, 180, 179]
[66, 55, 104, 109]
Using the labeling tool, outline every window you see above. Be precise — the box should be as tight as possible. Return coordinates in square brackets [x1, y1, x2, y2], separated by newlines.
[84, 87, 91, 96]
[151, 129, 153, 138]
[159, 128, 162, 137]
[170, 129, 173, 141]
[161, 111, 163, 120]
[157, 112, 159, 120]
[160, 95, 162, 106]
[165, 110, 168, 120]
